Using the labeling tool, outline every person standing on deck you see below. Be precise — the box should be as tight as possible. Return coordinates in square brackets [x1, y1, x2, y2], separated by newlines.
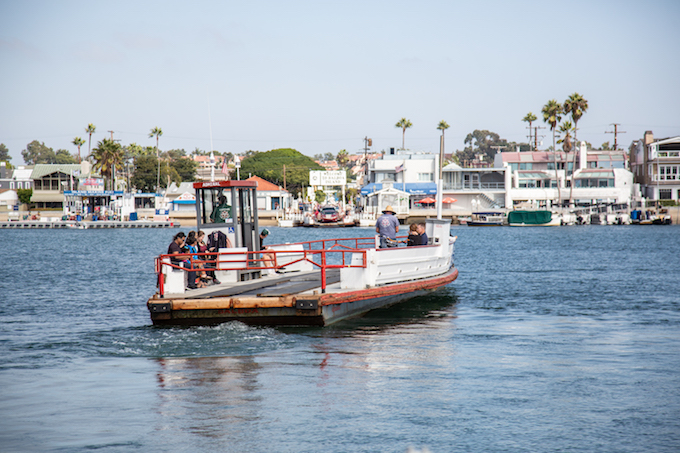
[375, 205, 399, 248]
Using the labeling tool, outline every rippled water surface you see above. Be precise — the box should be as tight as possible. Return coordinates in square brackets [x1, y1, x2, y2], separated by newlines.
[1, 225, 679, 452]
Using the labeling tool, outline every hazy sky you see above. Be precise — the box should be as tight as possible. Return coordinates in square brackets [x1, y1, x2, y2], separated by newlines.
[1, 0, 679, 164]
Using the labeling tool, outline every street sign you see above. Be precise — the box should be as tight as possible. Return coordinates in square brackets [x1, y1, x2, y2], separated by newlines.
[310, 170, 346, 186]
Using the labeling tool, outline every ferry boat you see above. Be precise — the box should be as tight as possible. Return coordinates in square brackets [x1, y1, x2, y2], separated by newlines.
[147, 180, 458, 327]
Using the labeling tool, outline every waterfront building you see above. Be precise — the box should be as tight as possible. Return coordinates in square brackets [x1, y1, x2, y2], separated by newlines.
[442, 162, 506, 210]
[361, 149, 438, 207]
[245, 175, 291, 210]
[438, 145, 634, 212]
[629, 131, 680, 202]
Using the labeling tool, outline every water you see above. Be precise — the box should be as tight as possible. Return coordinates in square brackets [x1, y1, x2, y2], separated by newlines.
[1, 225, 679, 452]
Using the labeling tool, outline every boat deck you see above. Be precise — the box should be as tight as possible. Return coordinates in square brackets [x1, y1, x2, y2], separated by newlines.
[164, 268, 341, 300]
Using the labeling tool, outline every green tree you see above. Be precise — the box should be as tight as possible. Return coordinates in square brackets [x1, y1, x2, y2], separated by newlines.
[458, 130, 513, 164]
[165, 148, 187, 160]
[315, 189, 326, 204]
[131, 155, 158, 193]
[22, 140, 56, 164]
[90, 138, 124, 190]
[522, 112, 537, 150]
[336, 149, 349, 168]
[395, 118, 413, 150]
[149, 127, 163, 192]
[55, 149, 77, 164]
[0, 143, 12, 163]
[85, 123, 96, 159]
[563, 93, 588, 204]
[72, 137, 85, 163]
[240, 148, 323, 192]
[17, 188, 33, 205]
[601, 142, 611, 150]
[542, 99, 563, 203]
[170, 157, 198, 182]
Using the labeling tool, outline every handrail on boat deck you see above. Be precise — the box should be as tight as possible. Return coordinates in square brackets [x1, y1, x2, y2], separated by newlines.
[156, 241, 371, 297]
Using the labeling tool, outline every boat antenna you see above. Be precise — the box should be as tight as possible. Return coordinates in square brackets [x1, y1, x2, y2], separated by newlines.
[207, 87, 215, 181]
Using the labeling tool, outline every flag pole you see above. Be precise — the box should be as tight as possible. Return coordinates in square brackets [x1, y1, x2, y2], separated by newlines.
[437, 135, 443, 220]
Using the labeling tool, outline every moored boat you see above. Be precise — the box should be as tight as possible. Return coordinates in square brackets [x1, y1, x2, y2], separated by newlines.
[147, 181, 458, 326]
[466, 211, 505, 226]
[507, 210, 561, 227]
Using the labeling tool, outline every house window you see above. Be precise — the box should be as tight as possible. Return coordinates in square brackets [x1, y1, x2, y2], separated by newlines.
[519, 163, 533, 170]
[660, 189, 672, 200]
[660, 165, 679, 180]
[547, 163, 554, 170]
[17, 182, 22, 189]
[509, 163, 518, 172]
[10, 182, 14, 189]
[418, 173, 433, 182]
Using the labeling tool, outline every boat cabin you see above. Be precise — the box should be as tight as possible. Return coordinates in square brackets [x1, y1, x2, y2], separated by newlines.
[194, 180, 260, 252]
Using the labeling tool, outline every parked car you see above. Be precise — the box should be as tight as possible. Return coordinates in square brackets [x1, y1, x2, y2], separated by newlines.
[317, 206, 340, 223]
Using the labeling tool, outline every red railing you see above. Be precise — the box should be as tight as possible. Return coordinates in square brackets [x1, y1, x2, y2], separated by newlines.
[156, 236, 381, 296]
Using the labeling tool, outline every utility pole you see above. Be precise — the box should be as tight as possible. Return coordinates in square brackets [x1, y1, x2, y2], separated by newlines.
[108, 130, 115, 141]
[533, 126, 546, 150]
[605, 123, 626, 150]
[363, 136, 372, 184]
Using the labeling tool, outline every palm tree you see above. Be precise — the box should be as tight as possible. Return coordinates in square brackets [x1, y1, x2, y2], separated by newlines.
[90, 138, 123, 190]
[395, 118, 412, 150]
[149, 127, 163, 192]
[85, 123, 96, 160]
[522, 112, 537, 150]
[563, 93, 588, 204]
[542, 100, 563, 204]
[72, 137, 85, 163]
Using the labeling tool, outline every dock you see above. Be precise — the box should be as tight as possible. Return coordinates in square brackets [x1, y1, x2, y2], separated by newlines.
[0, 220, 179, 229]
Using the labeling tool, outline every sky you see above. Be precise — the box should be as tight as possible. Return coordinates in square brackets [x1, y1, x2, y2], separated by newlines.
[1, 0, 679, 165]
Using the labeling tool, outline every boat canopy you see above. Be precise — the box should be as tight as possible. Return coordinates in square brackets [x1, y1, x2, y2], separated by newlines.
[508, 210, 552, 225]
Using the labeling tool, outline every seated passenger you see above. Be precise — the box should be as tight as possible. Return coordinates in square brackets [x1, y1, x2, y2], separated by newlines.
[406, 223, 420, 246]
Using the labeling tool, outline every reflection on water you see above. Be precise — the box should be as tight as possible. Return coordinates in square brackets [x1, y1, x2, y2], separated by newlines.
[155, 355, 262, 438]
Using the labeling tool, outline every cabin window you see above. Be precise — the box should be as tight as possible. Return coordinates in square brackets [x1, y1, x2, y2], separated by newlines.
[198, 188, 234, 225]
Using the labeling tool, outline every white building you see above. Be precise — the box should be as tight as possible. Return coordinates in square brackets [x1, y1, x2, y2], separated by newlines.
[361, 149, 438, 206]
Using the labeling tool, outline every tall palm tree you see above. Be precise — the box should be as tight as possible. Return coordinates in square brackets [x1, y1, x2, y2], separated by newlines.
[72, 137, 85, 163]
[90, 138, 123, 190]
[395, 118, 412, 150]
[542, 100, 563, 204]
[563, 93, 588, 204]
[149, 127, 163, 192]
[85, 123, 96, 160]
[522, 112, 537, 150]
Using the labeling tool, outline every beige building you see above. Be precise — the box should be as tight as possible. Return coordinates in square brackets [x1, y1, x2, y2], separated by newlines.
[630, 131, 680, 202]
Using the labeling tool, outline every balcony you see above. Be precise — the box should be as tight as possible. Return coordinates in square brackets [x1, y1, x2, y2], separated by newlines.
[443, 182, 505, 190]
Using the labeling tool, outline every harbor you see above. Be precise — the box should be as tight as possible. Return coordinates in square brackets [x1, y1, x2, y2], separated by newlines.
[3, 223, 679, 452]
